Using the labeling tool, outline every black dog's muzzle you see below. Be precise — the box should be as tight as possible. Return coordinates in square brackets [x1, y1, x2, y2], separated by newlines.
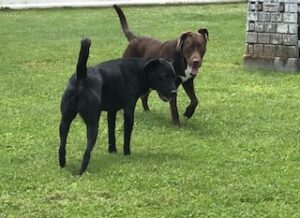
[171, 89, 177, 97]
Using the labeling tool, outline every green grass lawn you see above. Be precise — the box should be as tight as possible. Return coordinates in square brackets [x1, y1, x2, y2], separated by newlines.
[1, 3, 300, 217]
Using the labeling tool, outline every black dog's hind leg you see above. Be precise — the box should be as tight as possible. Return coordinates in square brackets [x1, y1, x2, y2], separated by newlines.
[78, 111, 100, 175]
[123, 106, 135, 156]
[59, 98, 77, 168]
[59, 114, 76, 168]
[108, 111, 117, 153]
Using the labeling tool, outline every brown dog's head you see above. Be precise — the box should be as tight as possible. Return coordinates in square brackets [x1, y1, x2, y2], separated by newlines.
[176, 28, 208, 81]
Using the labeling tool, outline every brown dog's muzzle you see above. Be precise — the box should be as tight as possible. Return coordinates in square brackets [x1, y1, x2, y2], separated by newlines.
[189, 56, 202, 75]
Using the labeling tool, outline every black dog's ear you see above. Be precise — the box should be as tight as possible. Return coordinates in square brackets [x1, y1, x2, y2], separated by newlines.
[165, 58, 174, 65]
[144, 58, 161, 73]
[176, 32, 190, 52]
[198, 28, 209, 41]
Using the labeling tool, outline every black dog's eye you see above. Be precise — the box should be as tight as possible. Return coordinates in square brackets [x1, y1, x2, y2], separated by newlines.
[165, 71, 175, 80]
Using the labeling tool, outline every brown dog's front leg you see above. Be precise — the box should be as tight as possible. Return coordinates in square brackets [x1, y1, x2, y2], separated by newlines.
[182, 78, 198, 119]
[170, 96, 180, 126]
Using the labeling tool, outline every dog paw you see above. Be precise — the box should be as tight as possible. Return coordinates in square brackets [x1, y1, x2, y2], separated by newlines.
[124, 150, 131, 156]
[59, 158, 66, 168]
[183, 107, 195, 119]
[109, 147, 118, 153]
[143, 107, 151, 112]
[171, 119, 181, 126]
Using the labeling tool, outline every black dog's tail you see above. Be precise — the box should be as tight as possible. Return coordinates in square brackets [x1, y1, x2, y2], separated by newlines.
[113, 5, 136, 41]
[76, 38, 91, 91]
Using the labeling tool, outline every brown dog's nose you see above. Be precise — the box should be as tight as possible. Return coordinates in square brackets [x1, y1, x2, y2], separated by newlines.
[192, 60, 200, 67]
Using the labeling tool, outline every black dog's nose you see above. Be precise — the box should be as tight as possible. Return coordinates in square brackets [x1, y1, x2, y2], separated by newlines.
[171, 90, 177, 96]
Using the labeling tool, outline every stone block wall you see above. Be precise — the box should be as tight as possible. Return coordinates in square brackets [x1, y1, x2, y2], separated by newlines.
[244, 0, 300, 71]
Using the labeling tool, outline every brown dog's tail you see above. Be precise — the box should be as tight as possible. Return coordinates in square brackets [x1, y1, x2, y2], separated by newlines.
[113, 5, 136, 41]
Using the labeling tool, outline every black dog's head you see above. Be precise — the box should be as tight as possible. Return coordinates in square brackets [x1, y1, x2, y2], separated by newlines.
[144, 58, 177, 102]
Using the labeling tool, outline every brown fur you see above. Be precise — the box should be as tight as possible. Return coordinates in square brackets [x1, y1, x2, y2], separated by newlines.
[114, 5, 208, 125]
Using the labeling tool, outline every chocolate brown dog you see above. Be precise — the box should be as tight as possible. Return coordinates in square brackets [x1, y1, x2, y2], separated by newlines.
[113, 5, 208, 125]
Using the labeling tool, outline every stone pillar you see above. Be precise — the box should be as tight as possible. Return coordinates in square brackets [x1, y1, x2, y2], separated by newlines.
[244, 0, 300, 72]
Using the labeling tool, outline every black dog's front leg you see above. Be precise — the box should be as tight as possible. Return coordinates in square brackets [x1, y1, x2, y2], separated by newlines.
[182, 78, 198, 119]
[169, 79, 182, 126]
[107, 111, 117, 153]
[169, 96, 180, 126]
[140, 91, 151, 111]
[123, 108, 135, 156]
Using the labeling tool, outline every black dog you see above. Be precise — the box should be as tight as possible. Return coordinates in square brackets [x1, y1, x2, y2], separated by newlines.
[59, 38, 177, 175]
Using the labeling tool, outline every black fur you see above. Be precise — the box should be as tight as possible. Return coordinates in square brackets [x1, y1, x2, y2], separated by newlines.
[59, 38, 177, 175]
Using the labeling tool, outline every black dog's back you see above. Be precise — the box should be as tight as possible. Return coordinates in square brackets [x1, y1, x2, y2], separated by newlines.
[93, 58, 149, 111]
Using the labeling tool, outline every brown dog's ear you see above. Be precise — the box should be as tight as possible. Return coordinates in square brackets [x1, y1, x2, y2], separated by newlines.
[176, 32, 190, 52]
[198, 28, 209, 41]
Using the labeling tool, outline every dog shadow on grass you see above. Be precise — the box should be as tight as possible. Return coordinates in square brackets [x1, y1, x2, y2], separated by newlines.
[134, 109, 218, 137]
[64, 150, 185, 177]
[60, 108, 218, 176]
